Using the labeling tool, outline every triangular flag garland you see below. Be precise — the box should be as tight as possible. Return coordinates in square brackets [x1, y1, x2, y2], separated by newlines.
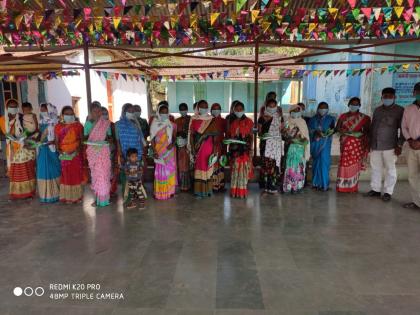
[0, 2, 419, 46]
[90, 62, 420, 83]
[0, 70, 80, 82]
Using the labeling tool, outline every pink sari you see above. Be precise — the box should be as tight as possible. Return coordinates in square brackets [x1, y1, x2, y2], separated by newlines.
[86, 118, 111, 206]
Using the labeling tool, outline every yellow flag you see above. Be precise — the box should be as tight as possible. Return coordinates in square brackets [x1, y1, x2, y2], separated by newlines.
[88, 23, 94, 34]
[402, 64, 410, 72]
[15, 15, 23, 29]
[170, 15, 178, 28]
[328, 8, 338, 20]
[222, 0, 229, 4]
[394, 7, 404, 18]
[190, 14, 197, 29]
[251, 10, 259, 23]
[309, 23, 317, 33]
[34, 14, 43, 29]
[396, 0, 403, 5]
[388, 24, 396, 34]
[94, 17, 103, 30]
[34, 0, 43, 9]
[210, 13, 220, 26]
[113, 17, 121, 29]
[262, 21, 271, 33]
[54, 16, 61, 28]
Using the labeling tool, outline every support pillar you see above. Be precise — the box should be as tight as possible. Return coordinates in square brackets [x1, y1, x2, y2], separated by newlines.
[83, 42, 92, 111]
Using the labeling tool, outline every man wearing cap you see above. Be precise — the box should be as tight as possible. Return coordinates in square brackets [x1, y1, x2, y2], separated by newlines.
[402, 82, 420, 210]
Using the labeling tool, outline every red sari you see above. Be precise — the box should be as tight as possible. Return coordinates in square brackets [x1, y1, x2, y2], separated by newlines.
[211, 116, 227, 191]
[55, 122, 84, 203]
[228, 117, 254, 198]
[336, 112, 371, 193]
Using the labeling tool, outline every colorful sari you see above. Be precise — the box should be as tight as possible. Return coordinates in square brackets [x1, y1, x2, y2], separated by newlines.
[211, 116, 227, 192]
[336, 112, 371, 193]
[37, 123, 61, 203]
[308, 114, 336, 191]
[175, 115, 191, 191]
[283, 117, 310, 193]
[0, 113, 37, 199]
[151, 118, 177, 200]
[228, 116, 254, 198]
[258, 112, 282, 193]
[189, 116, 218, 197]
[85, 118, 112, 207]
[55, 121, 84, 203]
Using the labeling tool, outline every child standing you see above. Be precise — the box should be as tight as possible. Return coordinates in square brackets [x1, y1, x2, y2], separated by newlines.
[124, 148, 147, 209]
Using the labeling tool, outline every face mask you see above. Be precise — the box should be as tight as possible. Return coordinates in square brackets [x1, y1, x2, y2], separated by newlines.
[126, 112, 135, 120]
[134, 112, 141, 118]
[7, 107, 18, 115]
[180, 110, 188, 117]
[40, 112, 49, 119]
[382, 98, 395, 106]
[63, 115, 75, 123]
[199, 108, 208, 116]
[290, 111, 302, 119]
[265, 107, 277, 115]
[349, 105, 360, 113]
[102, 114, 109, 120]
[318, 108, 328, 116]
[160, 114, 169, 121]
[211, 109, 221, 117]
[416, 94, 420, 102]
[234, 111, 244, 118]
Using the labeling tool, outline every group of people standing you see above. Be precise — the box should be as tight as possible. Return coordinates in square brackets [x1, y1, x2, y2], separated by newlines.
[1, 82, 419, 211]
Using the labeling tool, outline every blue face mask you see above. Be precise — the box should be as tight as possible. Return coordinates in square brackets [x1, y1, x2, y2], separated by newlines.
[199, 108, 208, 116]
[265, 107, 277, 115]
[382, 98, 395, 106]
[180, 110, 188, 117]
[160, 114, 169, 121]
[234, 111, 244, 118]
[290, 111, 302, 119]
[126, 112, 135, 120]
[63, 114, 75, 123]
[318, 108, 328, 116]
[349, 105, 360, 113]
[211, 109, 221, 117]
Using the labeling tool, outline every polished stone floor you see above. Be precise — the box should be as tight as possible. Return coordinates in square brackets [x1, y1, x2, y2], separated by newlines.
[1, 180, 420, 315]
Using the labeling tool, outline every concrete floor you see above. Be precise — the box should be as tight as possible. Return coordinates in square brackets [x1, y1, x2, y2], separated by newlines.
[1, 180, 420, 315]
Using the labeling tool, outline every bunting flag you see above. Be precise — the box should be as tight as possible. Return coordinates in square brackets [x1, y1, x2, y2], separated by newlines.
[0, 2, 419, 47]
[0, 70, 80, 81]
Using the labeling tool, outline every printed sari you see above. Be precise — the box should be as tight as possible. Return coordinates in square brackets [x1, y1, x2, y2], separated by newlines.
[152, 123, 177, 200]
[211, 116, 227, 192]
[175, 115, 192, 191]
[190, 116, 218, 197]
[86, 118, 112, 207]
[283, 117, 310, 193]
[228, 117, 254, 198]
[55, 121, 84, 203]
[308, 114, 336, 191]
[0, 114, 37, 199]
[336, 112, 371, 193]
[37, 123, 61, 203]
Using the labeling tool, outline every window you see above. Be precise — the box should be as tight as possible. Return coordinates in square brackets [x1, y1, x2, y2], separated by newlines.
[1, 80, 20, 115]
[193, 82, 206, 102]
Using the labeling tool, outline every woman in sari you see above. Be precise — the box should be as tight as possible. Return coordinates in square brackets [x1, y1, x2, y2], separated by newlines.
[336, 97, 371, 193]
[175, 103, 192, 192]
[258, 99, 283, 194]
[0, 99, 37, 200]
[189, 100, 219, 198]
[84, 102, 113, 207]
[115, 103, 145, 199]
[54, 106, 84, 203]
[37, 103, 61, 203]
[101, 107, 119, 197]
[210, 103, 227, 192]
[308, 102, 336, 191]
[228, 101, 254, 198]
[150, 104, 177, 200]
[283, 105, 310, 193]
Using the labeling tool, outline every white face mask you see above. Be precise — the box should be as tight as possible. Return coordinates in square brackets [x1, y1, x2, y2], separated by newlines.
[265, 107, 277, 116]
[199, 108, 208, 115]
[40, 112, 49, 119]
[234, 111, 244, 118]
[290, 111, 302, 119]
[8, 107, 18, 115]
[160, 114, 169, 121]
[63, 114, 75, 123]
[180, 110, 188, 117]
[134, 111, 141, 118]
